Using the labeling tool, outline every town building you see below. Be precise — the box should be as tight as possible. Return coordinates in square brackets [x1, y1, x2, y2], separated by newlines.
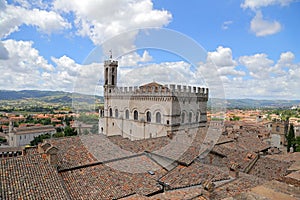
[7, 122, 56, 147]
[270, 120, 289, 148]
[100, 59, 208, 140]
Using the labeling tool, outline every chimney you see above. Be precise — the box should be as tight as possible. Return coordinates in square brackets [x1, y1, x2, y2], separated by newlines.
[202, 179, 215, 192]
[229, 162, 240, 178]
[45, 145, 59, 166]
[38, 142, 51, 153]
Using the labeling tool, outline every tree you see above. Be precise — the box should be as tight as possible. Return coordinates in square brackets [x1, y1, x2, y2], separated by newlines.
[90, 124, 98, 134]
[64, 126, 77, 136]
[286, 124, 295, 152]
[30, 133, 51, 146]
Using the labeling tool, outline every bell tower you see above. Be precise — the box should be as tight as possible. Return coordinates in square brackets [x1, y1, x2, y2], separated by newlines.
[104, 56, 118, 93]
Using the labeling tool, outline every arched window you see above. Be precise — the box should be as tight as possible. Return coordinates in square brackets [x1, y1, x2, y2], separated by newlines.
[146, 111, 151, 122]
[125, 109, 129, 119]
[156, 112, 161, 123]
[189, 112, 193, 123]
[276, 126, 280, 132]
[115, 109, 118, 118]
[181, 112, 185, 124]
[134, 110, 138, 120]
[109, 108, 113, 117]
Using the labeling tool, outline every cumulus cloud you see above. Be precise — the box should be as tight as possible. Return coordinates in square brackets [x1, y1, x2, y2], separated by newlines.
[0, 40, 53, 90]
[206, 46, 245, 77]
[53, 0, 172, 54]
[118, 61, 196, 87]
[241, 0, 295, 37]
[0, 0, 71, 38]
[0, 42, 9, 60]
[194, 47, 300, 99]
[239, 53, 274, 79]
[250, 11, 281, 36]
[118, 51, 152, 67]
[1, 40, 300, 100]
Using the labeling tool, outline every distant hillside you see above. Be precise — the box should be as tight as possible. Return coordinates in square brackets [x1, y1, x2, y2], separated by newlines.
[0, 90, 103, 112]
[0, 90, 69, 100]
[0, 90, 102, 102]
[223, 99, 300, 109]
[0, 90, 299, 109]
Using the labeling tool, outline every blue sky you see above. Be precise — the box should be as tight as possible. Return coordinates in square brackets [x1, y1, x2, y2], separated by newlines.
[0, 0, 300, 99]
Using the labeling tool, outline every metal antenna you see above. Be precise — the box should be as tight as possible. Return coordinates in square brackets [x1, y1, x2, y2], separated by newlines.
[109, 50, 112, 59]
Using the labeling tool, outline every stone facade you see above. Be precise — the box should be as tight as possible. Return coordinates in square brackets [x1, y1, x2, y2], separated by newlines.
[100, 59, 208, 140]
[270, 120, 288, 147]
[8, 123, 56, 147]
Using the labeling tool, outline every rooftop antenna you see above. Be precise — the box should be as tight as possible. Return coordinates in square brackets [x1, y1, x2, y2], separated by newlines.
[109, 50, 112, 60]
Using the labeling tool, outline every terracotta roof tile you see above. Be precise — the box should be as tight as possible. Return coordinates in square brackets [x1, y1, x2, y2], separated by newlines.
[0, 155, 70, 200]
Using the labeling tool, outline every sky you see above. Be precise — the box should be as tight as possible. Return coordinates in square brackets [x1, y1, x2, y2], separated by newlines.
[0, 0, 300, 99]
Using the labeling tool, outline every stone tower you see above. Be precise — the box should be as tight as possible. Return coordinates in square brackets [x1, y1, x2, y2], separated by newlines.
[103, 59, 118, 135]
[104, 59, 118, 93]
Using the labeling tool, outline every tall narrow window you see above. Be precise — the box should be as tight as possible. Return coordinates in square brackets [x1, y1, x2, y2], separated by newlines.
[134, 110, 138, 120]
[189, 112, 192, 123]
[125, 109, 129, 119]
[112, 75, 115, 85]
[115, 109, 118, 118]
[146, 111, 151, 122]
[181, 112, 185, 124]
[156, 112, 161, 123]
[105, 68, 108, 85]
[196, 112, 199, 122]
[109, 108, 113, 117]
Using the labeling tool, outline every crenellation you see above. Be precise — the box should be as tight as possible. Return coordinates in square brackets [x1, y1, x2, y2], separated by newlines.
[106, 84, 208, 98]
[177, 85, 181, 92]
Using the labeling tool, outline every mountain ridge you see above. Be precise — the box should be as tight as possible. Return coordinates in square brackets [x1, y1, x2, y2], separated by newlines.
[0, 90, 299, 109]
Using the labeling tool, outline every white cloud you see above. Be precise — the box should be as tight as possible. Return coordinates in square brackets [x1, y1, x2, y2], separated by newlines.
[0, 42, 9, 60]
[241, 0, 295, 37]
[118, 61, 196, 87]
[1, 40, 300, 100]
[0, 0, 71, 38]
[0, 40, 53, 90]
[206, 46, 245, 77]
[53, 0, 172, 54]
[241, 0, 294, 10]
[119, 51, 152, 67]
[250, 11, 281, 36]
[278, 51, 295, 65]
[239, 53, 274, 79]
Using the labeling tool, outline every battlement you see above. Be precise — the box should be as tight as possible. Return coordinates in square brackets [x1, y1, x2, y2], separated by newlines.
[104, 60, 118, 66]
[106, 84, 209, 98]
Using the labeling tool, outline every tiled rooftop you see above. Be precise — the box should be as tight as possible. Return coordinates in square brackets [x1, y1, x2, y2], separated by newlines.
[60, 161, 163, 200]
[80, 134, 136, 162]
[45, 136, 97, 170]
[211, 144, 258, 172]
[248, 156, 293, 180]
[105, 154, 167, 177]
[228, 180, 300, 200]
[1, 131, 298, 200]
[149, 185, 207, 200]
[210, 172, 266, 200]
[14, 125, 55, 135]
[159, 161, 230, 190]
[107, 134, 170, 153]
[0, 155, 70, 200]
